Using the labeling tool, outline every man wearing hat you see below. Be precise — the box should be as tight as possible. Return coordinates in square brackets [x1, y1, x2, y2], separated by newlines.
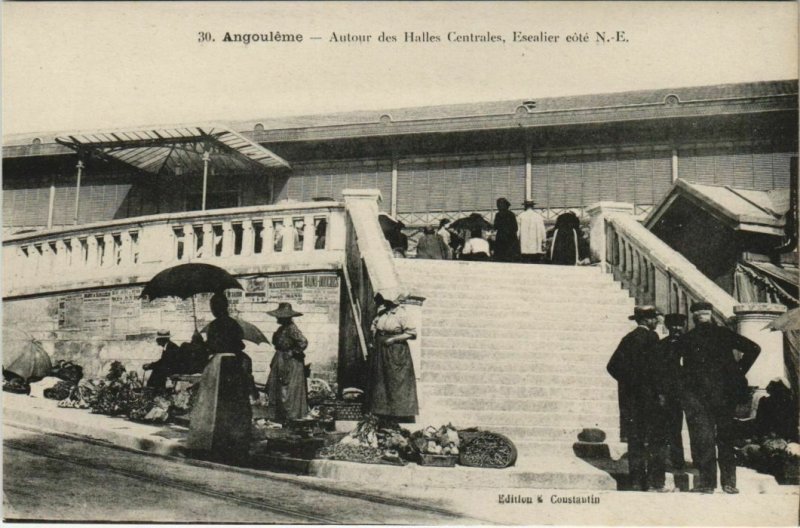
[678, 301, 760, 494]
[144, 330, 181, 389]
[607, 305, 662, 491]
[517, 199, 546, 264]
[652, 313, 688, 472]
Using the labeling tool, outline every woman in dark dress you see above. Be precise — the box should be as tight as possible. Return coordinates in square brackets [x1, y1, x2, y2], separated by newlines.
[265, 302, 309, 422]
[550, 212, 581, 265]
[493, 197, 519, 262]
[365, 294, 419, 422]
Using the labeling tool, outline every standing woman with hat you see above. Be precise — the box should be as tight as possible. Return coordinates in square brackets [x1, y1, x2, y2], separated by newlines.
[365, 293, 419, 424]
[493, 197, 519, 262]
[265, 302, 309, 422]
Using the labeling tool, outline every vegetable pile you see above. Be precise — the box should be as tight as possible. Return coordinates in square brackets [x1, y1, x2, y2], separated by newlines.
[410, 425, 460, 456]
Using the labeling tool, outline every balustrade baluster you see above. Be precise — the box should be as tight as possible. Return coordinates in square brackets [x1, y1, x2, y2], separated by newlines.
[55, 240, 68, 269]
[69, 237, 81, 268]
[261, 218, 274, 255]
[201, 224, 214, 259]
[221, 222, 235, 258]
[181, 224, 195, 261]
[102, 233, 115, 268]
[241, 220, 254, 257]
[120, 231, 133, 266]
[283, 216, 295, 253]
[86, 236, 99, 269]
[303, 214, 315, 252]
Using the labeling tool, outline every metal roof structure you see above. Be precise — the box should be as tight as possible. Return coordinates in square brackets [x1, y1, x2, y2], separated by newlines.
[54, 125, 290, 174]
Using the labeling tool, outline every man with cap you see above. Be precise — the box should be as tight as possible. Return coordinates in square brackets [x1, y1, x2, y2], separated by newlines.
[678, 301, 761, 494]
[144, 330, 181, 389]
[650, 313, 688, 478]
[607, 305, 662, 491]
[517, 199, 546, 264]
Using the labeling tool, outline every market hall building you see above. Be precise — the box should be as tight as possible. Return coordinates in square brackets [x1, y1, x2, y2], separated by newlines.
[3, 79, 798, 466]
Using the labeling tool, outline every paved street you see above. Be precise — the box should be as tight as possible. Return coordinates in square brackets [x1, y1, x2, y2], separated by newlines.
[3, 424, 478, 524]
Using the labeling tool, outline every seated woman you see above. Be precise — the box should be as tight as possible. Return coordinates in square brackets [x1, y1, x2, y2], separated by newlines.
[460, 228, 491, 261]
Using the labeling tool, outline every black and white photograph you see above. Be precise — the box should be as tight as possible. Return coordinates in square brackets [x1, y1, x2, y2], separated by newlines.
[2, 2, 799, 525]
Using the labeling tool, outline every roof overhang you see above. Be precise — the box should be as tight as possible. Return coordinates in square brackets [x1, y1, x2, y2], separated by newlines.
[645, 179, 788, 236]
[54, 125, 290, 174]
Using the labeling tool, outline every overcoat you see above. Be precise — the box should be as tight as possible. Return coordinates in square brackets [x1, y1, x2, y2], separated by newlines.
[266, 321, 309, 422]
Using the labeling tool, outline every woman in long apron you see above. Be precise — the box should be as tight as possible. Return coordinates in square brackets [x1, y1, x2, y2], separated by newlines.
[265, 302, 309, 422]
[365, 294, 419, 422]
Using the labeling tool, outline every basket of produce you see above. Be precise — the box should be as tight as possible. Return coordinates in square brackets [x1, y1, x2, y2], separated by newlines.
[457, 429, 517, 469]
[419, 453, 458, 467]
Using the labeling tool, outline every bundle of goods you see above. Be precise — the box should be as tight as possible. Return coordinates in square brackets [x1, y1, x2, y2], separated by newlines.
[128, 394, 172, 423]
[737, 435, 800, 483]
[3, 376, 30, 395]
[307, 378, 336, 406]
[410, 425, 460, 467]
[88, 361, 145, 416]
[457, 428, 517, 468]
[57, 380, 97, 409]
[50, 360, 84, 384]
[45, 380, 78, 401]
[317, 414, 410, 465]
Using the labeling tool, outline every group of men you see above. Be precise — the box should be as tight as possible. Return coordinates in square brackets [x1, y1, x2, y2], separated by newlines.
[608, 301, 761, 494]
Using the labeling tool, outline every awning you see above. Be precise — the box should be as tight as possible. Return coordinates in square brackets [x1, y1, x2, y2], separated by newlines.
[55, 125, 290, 174]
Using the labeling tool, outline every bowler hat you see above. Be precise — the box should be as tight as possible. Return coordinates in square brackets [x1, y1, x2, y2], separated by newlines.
[156, 329, 171, 338]
[628, 305, 660, 321]
[690, 301, 713, 312]
[523, 199, 537, 207]
[664, 313, 687, 327]
[267, 302, 303, 319]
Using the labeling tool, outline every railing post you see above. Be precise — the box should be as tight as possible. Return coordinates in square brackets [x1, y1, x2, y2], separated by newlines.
[102, 233, 115, 268]
[586, 202, 635, 271]
[201, 224, 214, 259]
[734, 303, 789, 389]
[70, 236, 81, 268]
[282, 216, 295, 253]
[120, 230, 133, 266]
[221, 221, 235, 257]
[86, 236, 99, 269]
[182, 224, 195, 261]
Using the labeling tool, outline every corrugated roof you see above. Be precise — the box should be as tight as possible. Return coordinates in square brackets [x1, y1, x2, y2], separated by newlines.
[4, 79, 796, 149]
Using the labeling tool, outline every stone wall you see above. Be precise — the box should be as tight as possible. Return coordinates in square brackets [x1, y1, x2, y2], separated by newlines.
[3, 271, 342, 386]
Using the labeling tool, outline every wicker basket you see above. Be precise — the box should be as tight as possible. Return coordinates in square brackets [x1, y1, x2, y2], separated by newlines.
[419, 454, 458, 467]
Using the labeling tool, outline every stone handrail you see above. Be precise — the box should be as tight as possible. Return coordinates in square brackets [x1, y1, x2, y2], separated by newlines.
[3, 202, 347, 298]
[604, 211, 737, 324]
[605, 213, 738, 324]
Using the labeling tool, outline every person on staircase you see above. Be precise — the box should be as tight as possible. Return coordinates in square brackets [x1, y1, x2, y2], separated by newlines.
[651, 313, 688, 472]
[677, 301, 761, 494]
[493, 197, 519, 262]
[549, 212, 581, 265]
[460, 227, 491, 261]
[415, 225, 449, 259]
[265, 302, 309, 422]
[607, 305, 665, 491]
[365, 293, 419, 427]
[517, 199, 546, 264]
[437, 218, 454, 259]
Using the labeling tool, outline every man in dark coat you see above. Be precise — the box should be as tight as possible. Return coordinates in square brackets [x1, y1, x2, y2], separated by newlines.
[493, 197, 519, 262]
[144, 330, 182, 389]
[607, 305, 662, 491]
[678, 301, 761, 494]
[651, 313, 688, 473]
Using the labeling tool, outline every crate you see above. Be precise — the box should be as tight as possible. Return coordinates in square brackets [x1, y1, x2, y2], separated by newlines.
[320, 401, 364, 421]
[419, 454, 458, 467]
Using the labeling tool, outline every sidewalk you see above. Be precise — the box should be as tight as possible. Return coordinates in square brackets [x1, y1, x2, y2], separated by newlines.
[4, 392, 799, 526]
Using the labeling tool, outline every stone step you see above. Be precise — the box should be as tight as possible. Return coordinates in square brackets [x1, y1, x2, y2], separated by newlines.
[421, 316, 633, 334]
[421, 358, 610, 376]
[418, 409, 619, 430]
[425, 395, 619, 415]
[422, 370, 616, 389]
[416, 289, 633, 305]
[401, 274, 624, 290]
[404, 283, 628, 299]
[420, 382, 617, 402]
[422, 336, 622, 352]
[421, 299, 634, 313]
[422, 347, 618, 362]
[424, 326, 628, 341]
[394, 259, 610, 278]
[472, 424, 622, 443]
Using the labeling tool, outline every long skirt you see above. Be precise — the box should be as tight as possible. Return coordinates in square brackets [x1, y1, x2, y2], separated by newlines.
[365, 337, 419, 417]
[266, 350, 308, 422]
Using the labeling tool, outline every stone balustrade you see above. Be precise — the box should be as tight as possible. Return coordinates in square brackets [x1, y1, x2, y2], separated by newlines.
[3, 202, 347, 298]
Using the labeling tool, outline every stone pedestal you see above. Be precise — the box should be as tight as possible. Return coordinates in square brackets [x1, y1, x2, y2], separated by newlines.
[586, 202, 635, 269]
[735, 303, 789, 388]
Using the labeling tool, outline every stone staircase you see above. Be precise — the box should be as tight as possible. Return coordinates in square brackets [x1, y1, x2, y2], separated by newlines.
[394, 258, 635, 458]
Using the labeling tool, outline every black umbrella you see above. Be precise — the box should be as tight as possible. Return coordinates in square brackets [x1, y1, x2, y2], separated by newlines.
[378, 212, 403, 238]
[449, 213, 492, 232]
[140, 263, 244, 328]
[201, 317, 270, 345]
